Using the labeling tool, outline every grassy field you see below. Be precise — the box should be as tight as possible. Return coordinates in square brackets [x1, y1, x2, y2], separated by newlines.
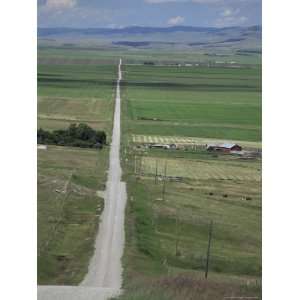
[38, 45, 261, 65]
[122, 64, 261, 142]
[37, 51, 116, 284]
[119, 62, 261, 299]
[140, 156, 261, 181]
[132, 134, 262, 149]
[37, 146, 109, 284]
[37, 45, 261, 298]
[38, 63, 116, 135]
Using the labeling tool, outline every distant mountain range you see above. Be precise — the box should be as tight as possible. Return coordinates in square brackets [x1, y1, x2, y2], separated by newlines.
[38, 25, 261, 37]
[38, 26, 261, 52]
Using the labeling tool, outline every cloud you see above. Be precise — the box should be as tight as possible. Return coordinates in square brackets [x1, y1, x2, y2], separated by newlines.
[145, 0, 187, 3]
[215, 15, 248, 27]
[221, 8, 240, 17]
[191, 0, 221, 3]
[45, 0, 77, 10]
[146, 0, 258, 4]
[214, 7, 248, 26]
[167, 16, 185, 25]
[146, 0, 225, 3]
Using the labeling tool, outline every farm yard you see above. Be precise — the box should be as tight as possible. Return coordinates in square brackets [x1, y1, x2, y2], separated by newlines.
[120, 62, 261, 299]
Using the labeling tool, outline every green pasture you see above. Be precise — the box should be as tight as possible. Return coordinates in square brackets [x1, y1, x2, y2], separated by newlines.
[140, 156, 261, 181]
[123, 65, 261, 142]
[37, 63, 116, 134]
[120, 58, 261, 299]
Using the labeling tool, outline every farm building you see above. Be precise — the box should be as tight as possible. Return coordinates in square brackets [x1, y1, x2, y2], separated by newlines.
[149, 143, 177, 150]
[206, 143, 242, 152]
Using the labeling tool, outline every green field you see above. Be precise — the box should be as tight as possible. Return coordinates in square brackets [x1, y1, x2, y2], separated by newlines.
[119, 62, 261, 299]
[123, 64, 261, 142]
[38, 63, 116, 135]
[37, 54, 116, 284]
[141, 156, 261, 181]
[37, 45, 261, 298]
[38, 44, 261, 65]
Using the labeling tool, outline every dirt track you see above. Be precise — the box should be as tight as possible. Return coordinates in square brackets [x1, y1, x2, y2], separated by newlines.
[38, 59, 126, 300]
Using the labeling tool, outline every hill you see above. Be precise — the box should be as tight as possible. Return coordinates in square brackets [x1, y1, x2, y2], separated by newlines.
[37, 26, 261, 52]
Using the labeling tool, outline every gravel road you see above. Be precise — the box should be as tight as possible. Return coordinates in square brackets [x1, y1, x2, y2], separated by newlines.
[38, 59, 127, 300]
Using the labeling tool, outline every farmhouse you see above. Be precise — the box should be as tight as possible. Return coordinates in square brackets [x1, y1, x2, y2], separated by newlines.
[206, 143, 242, 153]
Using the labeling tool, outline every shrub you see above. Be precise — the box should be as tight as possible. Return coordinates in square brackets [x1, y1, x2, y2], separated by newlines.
[37, 123, 106, 149]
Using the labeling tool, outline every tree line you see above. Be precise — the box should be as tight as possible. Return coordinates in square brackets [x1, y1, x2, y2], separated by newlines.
[37, 123, 106, 149]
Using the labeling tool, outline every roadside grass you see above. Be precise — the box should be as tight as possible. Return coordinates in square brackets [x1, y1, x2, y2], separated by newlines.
[37, 145, 109, 284]
[114, 274, 261, 300]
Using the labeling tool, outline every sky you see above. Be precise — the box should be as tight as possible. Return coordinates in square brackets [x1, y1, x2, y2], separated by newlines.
[38, 0, 261, 28]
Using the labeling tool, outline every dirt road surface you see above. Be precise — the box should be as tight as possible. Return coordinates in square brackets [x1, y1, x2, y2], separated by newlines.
[38, 59, 127, 300]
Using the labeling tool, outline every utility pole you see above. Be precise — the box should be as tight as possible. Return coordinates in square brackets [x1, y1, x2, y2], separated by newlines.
[205, 220, 213, 279]
[175, 207, 180, 256]
[162, 161, 167, 201]
[155, 159, 158, 184]
[139, 154, 143, 176]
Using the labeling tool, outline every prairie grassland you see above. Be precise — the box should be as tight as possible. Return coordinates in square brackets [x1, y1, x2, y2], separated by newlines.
[38, 145, 109, 284]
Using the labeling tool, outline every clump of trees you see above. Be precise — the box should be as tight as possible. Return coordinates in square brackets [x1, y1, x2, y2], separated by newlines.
[37, 123, 106, 149]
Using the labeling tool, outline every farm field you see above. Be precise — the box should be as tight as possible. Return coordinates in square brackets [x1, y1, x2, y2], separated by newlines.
[140, 156, 261, 181]
[122, 64, 261, 142]
[38, 63, 116, 135]
[119, 61, 261, 299]
[37, 50, 117, 284]
[120, 151, 262, 299]
[132, 134, 262, 149]
[38, 45, 261, 65]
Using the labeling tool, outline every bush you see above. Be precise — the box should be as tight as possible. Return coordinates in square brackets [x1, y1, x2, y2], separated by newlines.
[37, 123, 106, 149]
